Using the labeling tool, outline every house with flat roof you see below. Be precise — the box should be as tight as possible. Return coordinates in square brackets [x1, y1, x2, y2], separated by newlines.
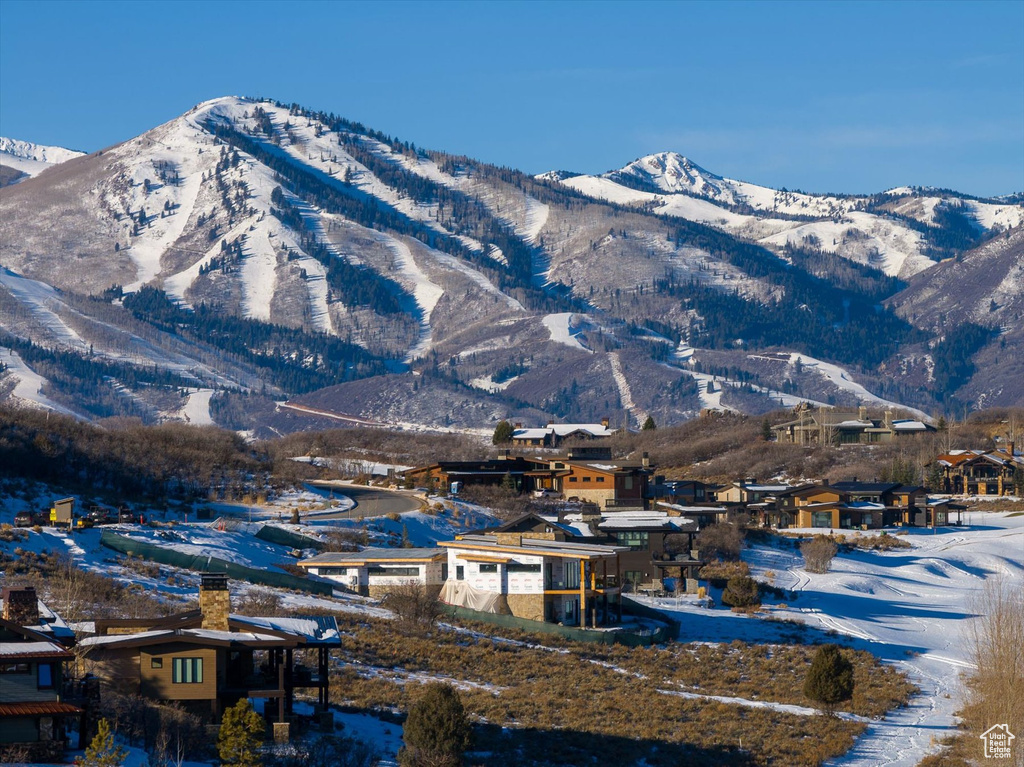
[773, 405, 934, 446]
[438, 534, 627, 627]
[296, 548, 447, 597]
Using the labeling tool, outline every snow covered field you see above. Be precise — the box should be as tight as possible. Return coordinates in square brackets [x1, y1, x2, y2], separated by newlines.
[636, 512, 1024, 766]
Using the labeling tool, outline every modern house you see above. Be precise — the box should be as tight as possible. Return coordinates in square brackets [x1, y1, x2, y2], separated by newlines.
[76, 575, 340, 741]
[773, 405, 934, 445]
[402, 455, 539, 492]
[510, 419, 616, 448]
[649, 479, 715, 506]
[296, 548, 447, 597]
[404, 451, 654, 509]
[715, 481, 794, 505]
[932, 446, 1024, 496]
[438, 534, 627, 627]
[0, 587, 84, 761]
[786, 482, 930, 529]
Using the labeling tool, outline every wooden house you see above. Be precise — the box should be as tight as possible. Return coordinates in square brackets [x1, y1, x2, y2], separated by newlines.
[0, 587, 84, 761]
[789, 482, 928, 529]
[76, 575, 340, 740]
[932, 445, 1024, 496]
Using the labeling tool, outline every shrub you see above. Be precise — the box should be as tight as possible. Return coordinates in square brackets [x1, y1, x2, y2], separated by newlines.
[801, 536, 838, 573]
[695, 520, 745, 562]
[698, 560, 750, 585]
[398, 682, 471, 767]
[217, 699, 264, 767]
[76, 718, 127, 767]
[804, 644, 854, 715]
[721, 576, 761, 609]
[383, 582, 444, 633]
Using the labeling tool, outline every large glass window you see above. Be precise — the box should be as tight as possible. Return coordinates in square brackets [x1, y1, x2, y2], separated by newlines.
[615, 531, 649, 551]
[478, 564, 498, 573]
[367, 566, 420, 576]
[811, 511, 833, 528]
[507, 563, 541, 573]
[172, 658, 203, 684]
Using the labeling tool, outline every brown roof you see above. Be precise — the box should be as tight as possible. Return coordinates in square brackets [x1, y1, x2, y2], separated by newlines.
[0, 701, 82, 717]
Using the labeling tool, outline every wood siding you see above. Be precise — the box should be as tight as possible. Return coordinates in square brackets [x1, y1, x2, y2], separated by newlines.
[141, 645, 218, 701]
[0, 663, 59, 704]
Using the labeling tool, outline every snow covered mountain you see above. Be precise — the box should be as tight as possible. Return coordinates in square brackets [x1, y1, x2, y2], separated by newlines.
[556, 152, 1023, 280]
[0, 97, 1020, 431]
[0, 137, 85, 182]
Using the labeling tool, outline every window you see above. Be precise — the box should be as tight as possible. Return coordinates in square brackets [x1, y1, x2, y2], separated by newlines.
[150, 658, 163, 669]
[624, 477, 634, 490]
[441, 563, 448, 581]
[0, 663, 30, 674]
[811, 511, 833, 528]
[37, 663, 54, 689]
[367, 566, 420, 577]
[172, 658, 203, 684]
[478, 564, 498, 573]
[615, 531, 649, 551]
[623, 570, 642, 588]
[583, 476, 591, 483]
[569, 477, 578, 483]
[507, 563, 541, 573]
[564, 562, 580, 589]
[318, 567, 349, 576]
[456, 566, 465, 581]
[597, 476, 605, 483]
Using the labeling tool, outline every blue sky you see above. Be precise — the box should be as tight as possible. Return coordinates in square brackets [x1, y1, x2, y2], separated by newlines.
[1, 0, 1021, 196]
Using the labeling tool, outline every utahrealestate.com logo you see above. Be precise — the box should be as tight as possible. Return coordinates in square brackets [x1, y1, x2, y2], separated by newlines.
[981, 724, 1015, 760]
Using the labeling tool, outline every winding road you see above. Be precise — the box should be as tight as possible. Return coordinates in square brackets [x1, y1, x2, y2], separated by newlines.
[304, 481, 424, 519]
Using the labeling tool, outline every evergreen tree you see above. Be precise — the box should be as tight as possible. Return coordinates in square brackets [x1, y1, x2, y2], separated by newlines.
[641, 415, 656, 431]
[760, 417, 772, 441]
[804, 644, 854, 715]
[492, 420, 514, 445]
[398, 682, 471, 767]
[500, 472, 517, 492]
[76, 718, 127, 767]
[217, 699, 264, 767]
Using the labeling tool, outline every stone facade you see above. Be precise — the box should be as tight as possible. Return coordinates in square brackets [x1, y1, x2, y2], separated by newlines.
[506, 593, 545, 622]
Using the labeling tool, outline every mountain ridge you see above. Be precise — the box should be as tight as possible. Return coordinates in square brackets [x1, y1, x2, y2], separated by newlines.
[0, 96, 1020, 431]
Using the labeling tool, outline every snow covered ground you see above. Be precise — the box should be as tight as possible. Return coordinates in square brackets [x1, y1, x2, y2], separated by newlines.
[636, 512, 1024, 766]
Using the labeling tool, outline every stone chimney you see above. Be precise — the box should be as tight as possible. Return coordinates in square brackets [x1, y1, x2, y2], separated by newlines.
[601, 417, 610, 428]
[199, 574, 230, 631]
[2, 586, 40, 625]
[858, 405, 867, 421]
[642, 452, 651, 468]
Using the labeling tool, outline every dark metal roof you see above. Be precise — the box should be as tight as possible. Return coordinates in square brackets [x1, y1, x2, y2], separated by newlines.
[830, 482, 901, 493]
[0, 701, 82, 717]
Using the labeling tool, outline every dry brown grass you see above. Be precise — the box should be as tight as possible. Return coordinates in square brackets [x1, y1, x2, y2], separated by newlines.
[321, 612, 916, 766]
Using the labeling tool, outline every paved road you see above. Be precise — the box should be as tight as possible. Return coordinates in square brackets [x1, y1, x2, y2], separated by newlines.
[303, 482, 424, 519]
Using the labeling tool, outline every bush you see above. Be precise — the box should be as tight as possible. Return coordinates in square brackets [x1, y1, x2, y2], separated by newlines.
[804, 644, 854, 715]
[721, 576, 761, 609]
[217, 699, 264, 767]
[695, 520, 745, 562]
[801, 536, 838, 574]
[698, 560, 750, 586]
[383, 582, 444, 633]
[399, 682, 471, 767]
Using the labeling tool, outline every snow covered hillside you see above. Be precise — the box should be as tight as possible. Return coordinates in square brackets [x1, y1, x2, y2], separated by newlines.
[0, 136, 84, 178]
[1, 97, 1020, 430]
[636, 512, 1024, 767]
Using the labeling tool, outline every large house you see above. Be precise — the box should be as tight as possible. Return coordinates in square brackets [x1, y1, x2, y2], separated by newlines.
[510, 419, 616, 448]
[783, 482, 931, 529]
[438, 534, 626, 627]
[932, 446, 1024, 496]
[296, 548, 447, 597]
[0, 587, 84, 761]
[773, 405, 934, 445]
[404, 452, 654, 509]
[76, 575, 340, 741]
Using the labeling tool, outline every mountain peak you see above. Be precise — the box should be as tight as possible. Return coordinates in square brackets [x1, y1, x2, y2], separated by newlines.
[0, 137, 85, 179]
